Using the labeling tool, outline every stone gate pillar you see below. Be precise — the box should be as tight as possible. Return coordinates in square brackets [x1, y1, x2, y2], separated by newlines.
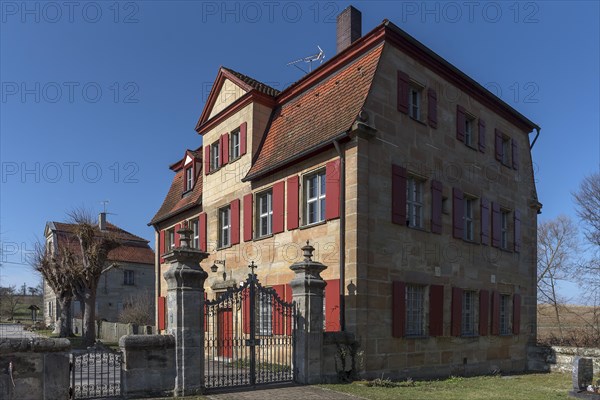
[289, 241, 327, 384]
[163, 223, 209, 396]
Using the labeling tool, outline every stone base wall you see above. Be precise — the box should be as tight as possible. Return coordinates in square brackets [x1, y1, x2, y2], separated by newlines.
[321, 331, 362, 383]
[119, 334, 176, 398]
[0, 338, 71, 400]
[73, 319, 154, 342]
[528, 345, 600, 373]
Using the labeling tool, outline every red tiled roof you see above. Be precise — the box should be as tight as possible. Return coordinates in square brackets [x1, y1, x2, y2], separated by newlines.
[149, 164, 203, 225]
[51, 223, 154, 265]
[246, 44, 383, 179]
[222, 67, 281, 97]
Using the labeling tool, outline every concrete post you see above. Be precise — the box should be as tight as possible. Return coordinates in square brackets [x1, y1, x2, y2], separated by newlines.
[163, 222, 209, 396]
[289, 241, 327, 384]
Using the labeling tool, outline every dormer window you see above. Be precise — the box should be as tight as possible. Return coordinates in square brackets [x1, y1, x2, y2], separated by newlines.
[185, 167, 194, 191]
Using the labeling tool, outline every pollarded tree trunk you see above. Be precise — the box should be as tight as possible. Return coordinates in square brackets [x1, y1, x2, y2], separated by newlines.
[57, 297, 73, 337]
[82, 285, 97, 346]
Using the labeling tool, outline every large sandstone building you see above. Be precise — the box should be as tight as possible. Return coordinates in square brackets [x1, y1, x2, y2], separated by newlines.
[150, 7, 540, 378]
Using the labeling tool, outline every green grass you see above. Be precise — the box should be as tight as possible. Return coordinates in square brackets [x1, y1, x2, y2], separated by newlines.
[320, 372, 579, 400]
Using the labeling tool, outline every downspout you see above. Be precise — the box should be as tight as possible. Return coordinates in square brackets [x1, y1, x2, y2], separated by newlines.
[530, 127, 541, 150]
[333, 139, 346, 332]
[153, 225, 160, 330]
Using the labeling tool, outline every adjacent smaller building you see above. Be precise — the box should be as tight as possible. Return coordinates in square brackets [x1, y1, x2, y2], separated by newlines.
[43, 213, 155, 326]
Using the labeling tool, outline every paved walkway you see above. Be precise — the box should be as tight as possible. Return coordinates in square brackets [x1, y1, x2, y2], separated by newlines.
[205, 385, 365, 400]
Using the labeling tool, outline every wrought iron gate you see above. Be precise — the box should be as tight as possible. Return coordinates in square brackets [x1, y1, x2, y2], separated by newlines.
[70, 345, 123, 399]
[204, 271, 295, 389]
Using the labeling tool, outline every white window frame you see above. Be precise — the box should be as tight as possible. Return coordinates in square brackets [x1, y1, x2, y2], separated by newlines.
[409, 85, 422, 120]
[501, 210, 509, 249]
[190, 219, 199, 249]
[230, 129, 240, 160]
[219, 206, 231, 248]
[406, 177, 424, 228]
[462, 290, 476, 336]
[464, 197, 475, 241]
[210, 141, 220, 170]
[123, 270, 134, 286]
[500, 294, 511, 334]
[168, 229, 175, 250]
[304, 170, 326, 225]
[256, 292, 272, 336]
[405, 284, 425, 336]
[257, 190, 273, 237]
[185, 167, 193, 191]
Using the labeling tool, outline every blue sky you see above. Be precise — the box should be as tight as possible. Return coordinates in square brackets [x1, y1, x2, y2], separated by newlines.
[0, 1, 598, 300]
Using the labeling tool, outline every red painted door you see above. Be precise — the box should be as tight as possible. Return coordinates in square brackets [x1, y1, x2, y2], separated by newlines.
[218, 308, 233, 358]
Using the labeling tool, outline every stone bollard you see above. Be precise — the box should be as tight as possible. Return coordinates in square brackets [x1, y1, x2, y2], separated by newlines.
[289, 240, 327, 384]
[573, 356, 594, 390]
[162, 222, 209, 396]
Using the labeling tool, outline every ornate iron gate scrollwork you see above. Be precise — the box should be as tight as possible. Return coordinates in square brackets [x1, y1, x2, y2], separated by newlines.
[70, 344, 123, 399]
[204, 272, 295, 389]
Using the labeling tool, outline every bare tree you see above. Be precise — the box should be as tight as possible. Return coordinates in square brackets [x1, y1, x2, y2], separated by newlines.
[537, 215, 579, 339]
[118, 291, 153, 326]
[573, 172, 600, 248]
[0, 286, 22, 320]
[69, 208, 121, 346]
[32, 242, 78, 337]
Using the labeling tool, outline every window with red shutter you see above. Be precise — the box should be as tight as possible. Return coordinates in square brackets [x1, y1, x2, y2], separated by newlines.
[451, 287, 463, 336]
[456, 106, 466, 141]
[273, 181, 285, 233]
[199, 213, 207, 252]
[204, 146, 210, 175]
[495, 129, 503, 162]
[392, 281, 406, 338]
[397, 71, 409, 114]
[429, 284, 444, 336]
[480, 198, 490, 245]
[391, 164, 407, 225]
[174, 224, 181, 248]
[243, 193, 253, 241]
[157, 296, 166, 331]
[230, 199, 240, 245]
[325, 160, 340, 220]
[287, 176, 299, 230]
[512, 139, 519, 170]
[491, 291, 500, 335]
[491, 202, 501, 248]
[452, 188, 464, 239]
[427, 88, 437, 128]
[221, 133, 229, 165]
[514, 210, 521, 253]
[479, 290, 489, 336]
[512, 294, 521, 335]
[478, 119, 486, 152]
[324, 279, 340, 332]
[240, 122, 247, 156]
[431, 180, 443, 234]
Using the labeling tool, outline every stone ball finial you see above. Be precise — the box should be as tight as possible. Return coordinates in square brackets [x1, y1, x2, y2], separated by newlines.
[302, 240, 315, 262]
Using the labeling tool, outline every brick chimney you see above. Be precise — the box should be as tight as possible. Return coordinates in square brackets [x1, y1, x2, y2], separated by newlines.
[98, 212, 107, 231]
[336, 6, 362, 54]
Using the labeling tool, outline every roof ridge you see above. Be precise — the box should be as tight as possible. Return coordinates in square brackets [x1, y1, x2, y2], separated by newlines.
[222, 66, 281, 97]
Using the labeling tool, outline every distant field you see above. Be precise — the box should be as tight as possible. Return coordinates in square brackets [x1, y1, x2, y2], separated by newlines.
[537, 304, 599, 345]
[0, 295, 43, 324]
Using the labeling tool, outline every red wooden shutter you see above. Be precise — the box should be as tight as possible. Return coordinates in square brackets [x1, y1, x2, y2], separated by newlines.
[452, 188, 464, 239]
[429, 284, 444, 336]
[272, 285, 285, 335]
[273, 181, 285, 233]
[397, 71, 409, 114]
[157, 296, 166, 331]
[242, 290, 251, 334]
[325, 159, 341, 220]
[431, 180, 443, 234]
[479, 290, 489, 336]
[199, 213, 207, 252]
[512, 294, 521, 335]
[451, 287, 463, 336]
[230, 199, 240, 245]
[491, 291, 500, 335]
[392, 281, 406, 338]
[286, 176, 299, 230]
[427, 88, 437, 128]
[285, 284, 293, 336]
[243, 193, 253, 241]
[391, 164, 407, 225]
[221, 133, 229, 165]
[491, 202, 501, 248]
[159, 230, 165, 263]
[478, 119, 486, 152]
[480, 197, 490, 245]
[495, 129, 503, 162]
[204, 145, 210, 174]
[512, 139, 519, 170]
[514, 210, 521, 253]
[174, 223, 181, 248]
[324, 279, 340, 332]
[456, 105, 466, 142]
[240, 122, 247, 156]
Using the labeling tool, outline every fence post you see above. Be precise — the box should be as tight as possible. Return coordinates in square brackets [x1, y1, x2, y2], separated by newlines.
[163, 222, 209, 396]
[289, 241, 327, 384]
